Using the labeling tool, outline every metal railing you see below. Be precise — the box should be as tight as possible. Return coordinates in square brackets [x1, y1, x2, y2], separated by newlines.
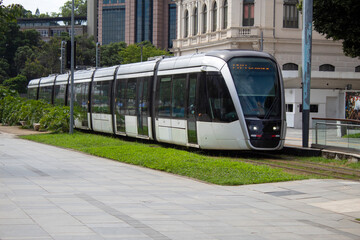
[312, 118, 360, 152]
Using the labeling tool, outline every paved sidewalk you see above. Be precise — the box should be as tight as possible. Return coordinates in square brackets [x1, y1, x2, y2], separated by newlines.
[0, 129, 360, 240]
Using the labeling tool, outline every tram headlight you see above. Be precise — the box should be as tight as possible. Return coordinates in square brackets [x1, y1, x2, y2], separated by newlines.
[249, 125, 258, 131]
[272, 126, 280, 131]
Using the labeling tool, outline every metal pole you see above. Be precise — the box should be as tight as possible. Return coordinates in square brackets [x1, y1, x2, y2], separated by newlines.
[302, 0, 313, 147]
[69, 0, 75, 134]
[96, 42, 100, 68]
[60, 41, 66, 74]
[140, 44, 143, 62]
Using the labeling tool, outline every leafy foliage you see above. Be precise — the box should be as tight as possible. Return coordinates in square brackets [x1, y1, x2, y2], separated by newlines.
[60, 0, 87, 20]
[100, 42, 127, 67]
[39, 106, 75, 133]
[0, 86, 77, 133]
[119, 41, 172, 64]
[0, 58, 9, 84]
[2, 74, 27, 93]
[299, 0, 360, 58]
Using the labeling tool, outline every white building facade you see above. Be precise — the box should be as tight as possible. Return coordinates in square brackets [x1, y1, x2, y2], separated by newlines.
[173, 0, 360, 128]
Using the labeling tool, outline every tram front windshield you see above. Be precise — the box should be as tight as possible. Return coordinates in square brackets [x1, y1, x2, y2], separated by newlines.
[228, 57, 280, 119]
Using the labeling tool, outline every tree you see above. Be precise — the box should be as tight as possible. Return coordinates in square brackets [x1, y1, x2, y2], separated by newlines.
[37, 37, 62, 74]
[300, 0, 360, 58]
[0, 59, 9, 84]
[100, 42, 127, 67]
[14, 46, 35, 73]
[60, 0, 87, 17]
[22, 29, 41, 47]
[2, 74, 27, 93]
[20, 59, 49, 80]
[119, 41, 172, 64]
[0, 2, 40, 78]
[75, 34, 96, 67]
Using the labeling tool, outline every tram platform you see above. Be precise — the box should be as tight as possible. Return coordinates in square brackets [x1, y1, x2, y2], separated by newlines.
[0, 126, 360, 240]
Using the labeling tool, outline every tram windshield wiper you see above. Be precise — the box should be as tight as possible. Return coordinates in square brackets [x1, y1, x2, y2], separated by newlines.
[264, 96, 280, 119]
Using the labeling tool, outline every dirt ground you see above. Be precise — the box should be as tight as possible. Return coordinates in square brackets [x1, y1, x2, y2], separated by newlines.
[0, 125, 48, 136]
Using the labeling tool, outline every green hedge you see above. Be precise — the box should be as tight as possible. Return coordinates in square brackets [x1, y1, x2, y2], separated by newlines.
[0, 87, 78, 133]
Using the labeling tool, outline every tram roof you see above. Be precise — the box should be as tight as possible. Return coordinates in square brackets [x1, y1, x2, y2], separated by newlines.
[93, 65, 119, 82]
[55, 73, 69, 84]
[73, 69, 95, 83]
[28, 78, 41, 88]
[157, 50, 275, 73]
[116, 60, 158, 78]
[205, 49, 276, 62]
[39, 75, 57, 86]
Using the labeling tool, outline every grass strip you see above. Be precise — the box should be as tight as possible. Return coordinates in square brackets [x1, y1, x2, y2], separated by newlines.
[21, 132, 308, 185]
[299, 157, 360, 170]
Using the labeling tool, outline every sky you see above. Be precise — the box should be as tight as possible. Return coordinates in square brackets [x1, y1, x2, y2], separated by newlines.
[2, 0, 68, 15]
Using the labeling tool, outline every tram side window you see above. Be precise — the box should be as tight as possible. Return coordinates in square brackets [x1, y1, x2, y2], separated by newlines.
[39, 86, 53, 104]
[92, 81, 111, 114]
[126, 78, 137, 115]
[158, 76, 172, 117]
[28, 87, 38, 100]
[205, 72, 238, 122]
[72, 82, 89, 125]
[139, 77, 150, 116]
[172, 75, 186, 118]
[115, 79, 127, 115]
[54, 84, 67, 106]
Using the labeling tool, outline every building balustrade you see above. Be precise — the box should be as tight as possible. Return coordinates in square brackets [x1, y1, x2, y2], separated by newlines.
[173, 27, 261, 49]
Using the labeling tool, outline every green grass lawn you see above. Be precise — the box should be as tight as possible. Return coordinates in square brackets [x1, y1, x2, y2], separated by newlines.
[342, 133, 360, 138]
[21, 132, 309, 185]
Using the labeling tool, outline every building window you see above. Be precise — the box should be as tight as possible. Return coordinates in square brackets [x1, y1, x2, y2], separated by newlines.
[355, 66, 360, 72]
[286, 104, 294, 113]
[136, 0, 153, 43]
[319, 64, 335, 72]
[184, 10, 189, 38]
[202, 4, 207, 34]
[193, 7, 198, 35]
[168, 4, 177, 48]
[283, 63, 298, 71]
[102, 6, 126, 44]
[223, 0, 228, 29]
[283, 0, 299, 28]
[212, 1, 217, 32]
[299, 104, 319, 113]
[243, 0, 254, 26]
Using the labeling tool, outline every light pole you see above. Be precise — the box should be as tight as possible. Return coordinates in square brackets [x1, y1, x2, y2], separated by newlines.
[60, 41, 66, 74]
[69, 0, 75, 134]
[139, 44, 144, 62]
[302, 0, 313, 147]
[96, 42, 101, 68]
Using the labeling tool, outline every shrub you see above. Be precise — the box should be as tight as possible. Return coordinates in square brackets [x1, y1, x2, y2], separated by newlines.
[0, 96, 24, 125]
[40, 106, 75, 133]
[0, 86, 78, 133]
[19, 99, 50, 128]
[3, 75, 28, 94]
[0, 85, 19, 98]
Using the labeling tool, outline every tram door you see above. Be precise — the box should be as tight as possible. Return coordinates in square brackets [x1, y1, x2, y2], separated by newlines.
[187, 74, 198, 144]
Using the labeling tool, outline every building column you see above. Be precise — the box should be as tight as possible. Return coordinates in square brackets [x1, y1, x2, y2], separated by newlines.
[177, 2, 182, 39]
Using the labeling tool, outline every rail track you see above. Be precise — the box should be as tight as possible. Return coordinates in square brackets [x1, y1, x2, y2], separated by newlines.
[235, 152, 360, 181]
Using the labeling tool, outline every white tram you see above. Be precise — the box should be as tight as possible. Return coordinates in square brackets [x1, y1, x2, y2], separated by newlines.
[27, 50, 286, 150]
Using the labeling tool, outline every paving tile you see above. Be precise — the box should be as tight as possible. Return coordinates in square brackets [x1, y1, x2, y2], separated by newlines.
[0, 224, 51, 238]
[0, 129, 360, 240]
